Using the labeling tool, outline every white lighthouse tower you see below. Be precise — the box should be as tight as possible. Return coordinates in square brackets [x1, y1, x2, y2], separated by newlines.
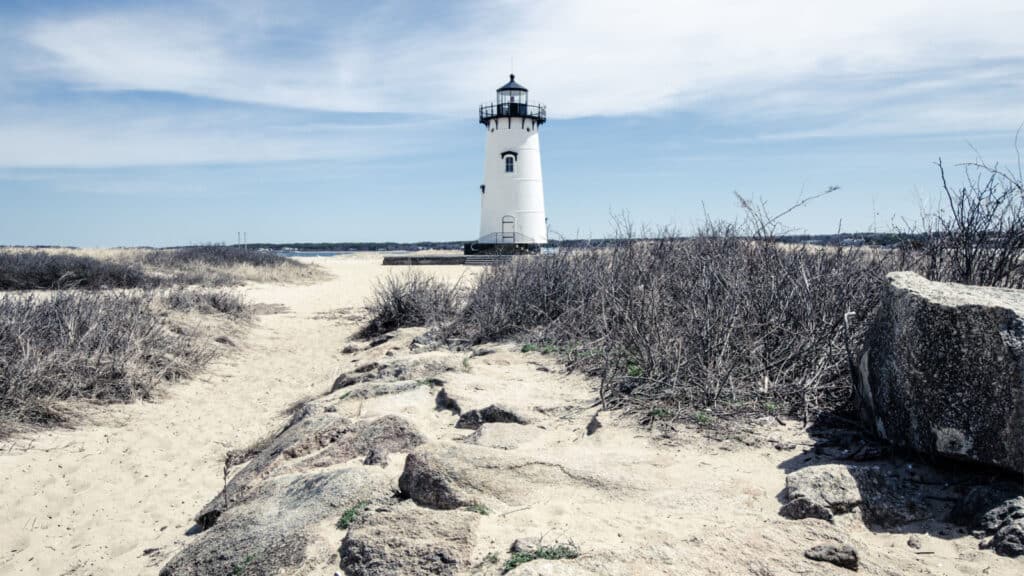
[469, 75, 547, 254]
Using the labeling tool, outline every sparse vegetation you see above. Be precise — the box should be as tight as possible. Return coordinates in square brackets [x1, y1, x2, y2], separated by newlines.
[0, 250, 147, 290]
[162, 287, 251, 317]
[358, 271, 462, 338]
[140, 245, 323, 286]
[0, 246, 322, 290]
[896, 158, 1024, 288]
[502, 543, 580, 573]
[464, 503, 490, 515]
[336, 501, 370, 529]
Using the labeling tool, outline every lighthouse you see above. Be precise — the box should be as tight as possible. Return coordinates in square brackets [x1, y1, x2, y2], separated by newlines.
[469, 75, 548, 254]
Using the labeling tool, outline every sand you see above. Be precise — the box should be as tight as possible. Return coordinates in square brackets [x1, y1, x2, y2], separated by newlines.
[0, 254, 1019, 575]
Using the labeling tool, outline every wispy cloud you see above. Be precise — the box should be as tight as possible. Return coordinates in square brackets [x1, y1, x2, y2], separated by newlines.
[3, 0, 1024, 168]
[21, 1, 1024, 116]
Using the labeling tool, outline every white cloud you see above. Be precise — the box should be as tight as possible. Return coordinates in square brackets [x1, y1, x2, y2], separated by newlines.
[21, 1, 1024, 119]
[5, 0, 1024, 168]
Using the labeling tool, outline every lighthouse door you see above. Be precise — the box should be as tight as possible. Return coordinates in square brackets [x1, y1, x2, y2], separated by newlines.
[500, 216, 516, 243]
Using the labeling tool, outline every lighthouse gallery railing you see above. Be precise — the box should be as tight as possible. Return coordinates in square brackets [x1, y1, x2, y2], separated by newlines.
[479, 103, 547, 125]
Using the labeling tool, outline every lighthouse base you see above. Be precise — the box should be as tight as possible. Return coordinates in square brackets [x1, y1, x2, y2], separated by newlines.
[463, 242, 543, 256]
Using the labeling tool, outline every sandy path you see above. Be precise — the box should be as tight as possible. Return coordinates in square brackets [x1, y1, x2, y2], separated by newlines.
[0, 255, 468, 576]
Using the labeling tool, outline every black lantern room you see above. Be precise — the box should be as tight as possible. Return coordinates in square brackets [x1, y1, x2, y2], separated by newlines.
[480, 75, 546, 125]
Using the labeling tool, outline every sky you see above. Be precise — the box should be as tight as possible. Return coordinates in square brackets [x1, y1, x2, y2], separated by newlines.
[2, 0, 1024, 247]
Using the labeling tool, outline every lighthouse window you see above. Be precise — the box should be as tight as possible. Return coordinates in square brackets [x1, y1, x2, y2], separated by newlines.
[505, 156, 515, 173]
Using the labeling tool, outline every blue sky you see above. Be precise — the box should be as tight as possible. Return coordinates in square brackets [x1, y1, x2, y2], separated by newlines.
[2, 0, 1024, 247]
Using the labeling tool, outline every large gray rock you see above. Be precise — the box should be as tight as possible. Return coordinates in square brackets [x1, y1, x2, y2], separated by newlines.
[161, 467, 393, 576]
[398, 442, 614, 510]
[953, 486, 1024, 558]
[780, 465, 861, 521]
[197, 409, 424, 528]
[780, 464, 931, 527]
[339, 502, 479, 575]
[983, 497, 1024, 557]
[858, 272, 1024, 473]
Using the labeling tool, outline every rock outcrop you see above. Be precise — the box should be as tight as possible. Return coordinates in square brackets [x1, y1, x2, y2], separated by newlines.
[780, 464, 931, 527]
[952, 485, 1024, 557]
[398, 442, 614, 510]
[160, 468, 392, 576]
[197, 409, 425, 527]
[858, 272, 1024, 473]
[162, 408, 427, 575]
[339, 502, 480, 576]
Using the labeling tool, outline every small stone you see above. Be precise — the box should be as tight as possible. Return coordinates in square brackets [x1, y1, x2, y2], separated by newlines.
[341, 344, 359, 354]
[363, 448, 388, 467]
[354, 362, 380, 374]
[435, 388, 461, 415]
[906, 534, 922, 549]
[774, 442, 796, 451]
[510, 538, 539, 554]
[804, 544, 858, 571]
[455, 404, 529, 430]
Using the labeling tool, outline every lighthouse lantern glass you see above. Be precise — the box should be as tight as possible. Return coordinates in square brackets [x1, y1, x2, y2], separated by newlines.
[497, 89, 527, 106]
[497, 88, 527, 115]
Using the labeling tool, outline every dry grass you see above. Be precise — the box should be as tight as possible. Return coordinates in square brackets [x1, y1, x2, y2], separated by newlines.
[0, 246, 325, 290]
[0, 288, 251, 435]
[358, 271, 463, 338]
[0, 246, 322, 434]
[137, 245, 326, 286]
[453, 224, 890, 422]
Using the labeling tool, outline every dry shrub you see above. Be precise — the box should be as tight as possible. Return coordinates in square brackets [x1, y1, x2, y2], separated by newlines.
[0, 246, 323, 290]
[0, 289, 249, 434]
[455, 215, 891, 421]
[141, 246, 324, 286]
[162, 287, 252, 317]
[0, 250, 148, 290]
[359, 271, 462, 338]
[897, 158, 1024, 287]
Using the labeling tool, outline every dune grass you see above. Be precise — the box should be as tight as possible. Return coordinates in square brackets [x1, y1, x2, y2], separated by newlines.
[0, 245, 328, 435]
[0, 246, 324, 291]
[0, 288, 251, 436]
[358, 271, 463, 338]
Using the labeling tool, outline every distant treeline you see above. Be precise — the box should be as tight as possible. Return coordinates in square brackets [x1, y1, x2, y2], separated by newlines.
[239, 233, 914, 252]
[0, 233, 955, 253]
